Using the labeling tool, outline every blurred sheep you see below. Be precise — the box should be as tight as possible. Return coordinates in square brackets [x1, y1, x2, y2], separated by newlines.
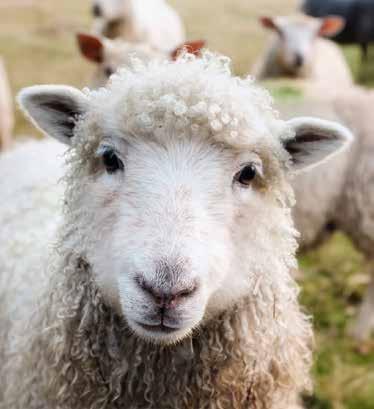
[0, 57, 14, 151]
[302, 0, 374, 61]
[77, 33, 205, 88]
[252, 14, 353, 90]
[280, 88, 374, 342]
[91, 0, 185, 53]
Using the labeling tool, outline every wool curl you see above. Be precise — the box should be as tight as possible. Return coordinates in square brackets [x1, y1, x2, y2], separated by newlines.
[3, 254, 312, 409]
[2, 52, 311, 409]
[82, 51, 293, 150]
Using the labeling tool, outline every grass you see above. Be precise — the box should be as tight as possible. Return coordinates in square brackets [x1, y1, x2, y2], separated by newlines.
[1, 1, 373, 408]
[299, 234, 374, 409]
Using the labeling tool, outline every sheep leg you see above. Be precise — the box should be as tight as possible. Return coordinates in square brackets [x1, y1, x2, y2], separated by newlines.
[361, 42, 369, 63]
[0, 126, 13, 151]
[351, 265, 374, 341]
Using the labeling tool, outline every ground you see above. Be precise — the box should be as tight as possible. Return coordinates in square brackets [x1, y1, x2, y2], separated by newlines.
[0, 1, 373, 408]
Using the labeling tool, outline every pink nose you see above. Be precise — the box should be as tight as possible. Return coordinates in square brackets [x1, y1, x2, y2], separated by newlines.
[136, 277, 198, 309]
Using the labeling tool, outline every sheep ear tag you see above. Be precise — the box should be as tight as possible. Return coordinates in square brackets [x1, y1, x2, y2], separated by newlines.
[18, 85, 89, 146]
[284, 117, 353, 172]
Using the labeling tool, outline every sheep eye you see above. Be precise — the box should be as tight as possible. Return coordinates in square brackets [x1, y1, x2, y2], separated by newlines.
[102, 149, 124, 174]
[105, 67, 114, 78]
[235, 164, 257, 186]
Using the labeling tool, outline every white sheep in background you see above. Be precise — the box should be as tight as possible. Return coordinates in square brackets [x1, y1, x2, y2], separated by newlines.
[0, 138, 65, 304]
[252, 14, 353, 91]
[279, 91, 374, 343]
[76, 32, 205, 87]
[1, 53, 352, 408]
[0, 139, 65, 370]
[0, 57, 14, 151]
[91, 0, 185, 53]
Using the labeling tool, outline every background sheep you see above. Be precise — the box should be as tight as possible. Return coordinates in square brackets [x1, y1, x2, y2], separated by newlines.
[278, 89, 374, 341]
[302, 0, 374, 61]
[0, 138, 65, 369]
[252, 14, 353, 91]
[76, 32, 205, 87]
[0, 57, 14, 150]
[0, 53, 352, 409]
[91, 0, 185, 53]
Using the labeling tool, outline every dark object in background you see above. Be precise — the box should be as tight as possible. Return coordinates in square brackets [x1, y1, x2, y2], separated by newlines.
[302, 0, 374, 61]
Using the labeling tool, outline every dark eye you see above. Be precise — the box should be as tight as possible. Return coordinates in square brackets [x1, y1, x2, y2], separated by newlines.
[235, 164, 257, 186]
[102, 149, 124, 174]
[105, 67, 114, 78]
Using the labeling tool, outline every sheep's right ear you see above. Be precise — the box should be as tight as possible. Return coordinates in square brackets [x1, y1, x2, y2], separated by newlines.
[77, 33, 104, 63]
[18, 85, 89, 145]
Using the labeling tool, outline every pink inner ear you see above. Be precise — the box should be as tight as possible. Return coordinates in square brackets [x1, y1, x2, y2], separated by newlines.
[318, 16, 345, 37]
[77, 33, 104, 64]
[259, 16, 277, 31]
[170, 40, 206, 60]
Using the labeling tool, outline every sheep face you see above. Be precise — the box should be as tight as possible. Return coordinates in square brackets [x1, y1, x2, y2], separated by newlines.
[18, 56, 352, 344]
[260, 15, 345, 76]
[83, 135, 272, 344]
[91, 0, 127, 39]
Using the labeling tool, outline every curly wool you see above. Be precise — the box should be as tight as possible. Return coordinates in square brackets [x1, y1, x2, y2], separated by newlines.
[3, 254, 312, 409]
[82, 52, 292, 150]
[2, 53, 311, 409]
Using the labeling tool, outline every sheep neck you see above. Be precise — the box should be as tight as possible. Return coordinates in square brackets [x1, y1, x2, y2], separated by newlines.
[41, 257, 290, 409]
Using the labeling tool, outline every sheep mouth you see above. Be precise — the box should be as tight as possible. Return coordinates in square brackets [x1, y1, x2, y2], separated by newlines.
[136, 322, 180, 334]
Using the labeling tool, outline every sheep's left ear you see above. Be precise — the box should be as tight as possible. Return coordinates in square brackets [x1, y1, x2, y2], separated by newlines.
[18, 85, 89, 145]
[318, 16, 345, 37]
[283, 117, 353, 172]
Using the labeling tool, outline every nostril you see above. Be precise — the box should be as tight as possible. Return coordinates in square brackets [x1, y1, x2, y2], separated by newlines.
[92, 4, 102, 17]
[135, 275, 198, 308]
[294, 53, 304, 68]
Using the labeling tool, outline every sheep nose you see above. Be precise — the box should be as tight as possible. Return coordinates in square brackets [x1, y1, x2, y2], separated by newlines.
[294, 53, 304, 68]
[136, 277, 198, 309]
[92, 4, 102, 17]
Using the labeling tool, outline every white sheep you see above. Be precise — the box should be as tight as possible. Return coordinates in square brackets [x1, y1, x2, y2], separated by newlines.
[1, 53, 352, 408]
[91, 0, 185, 53]
[0, 138, 65, 302]
[279, 90, 374, 342]
[0, 57, 14, 150]
[252, 14, 353, 91]
[76, 32, 205, 87]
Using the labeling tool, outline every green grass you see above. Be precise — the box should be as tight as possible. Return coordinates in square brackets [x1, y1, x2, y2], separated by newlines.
[299, 234, 374, 409]
[343, 45, 374, 87]
[1, 2, 373, 408]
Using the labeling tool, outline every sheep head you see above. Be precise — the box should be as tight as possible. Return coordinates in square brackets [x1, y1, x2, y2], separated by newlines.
[18, 53, 352, 344]
[77, 33, 205, 87]
[259, 14, 345, 76]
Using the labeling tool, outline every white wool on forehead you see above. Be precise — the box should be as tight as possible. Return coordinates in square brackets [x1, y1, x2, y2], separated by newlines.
[85, 52, 289, 147]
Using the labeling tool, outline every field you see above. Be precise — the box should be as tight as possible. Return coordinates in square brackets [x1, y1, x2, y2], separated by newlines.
[0, 1, 373, 408]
